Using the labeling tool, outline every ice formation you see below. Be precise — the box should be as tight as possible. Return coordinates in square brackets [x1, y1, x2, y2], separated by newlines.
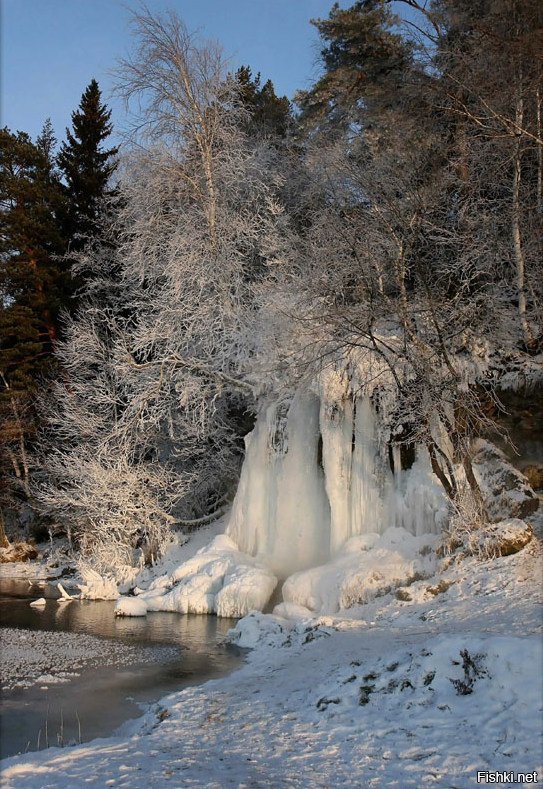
[227, 378, 447, 580]
[116, 374, 449, 617]
[281, 528, 438, 614]
[226, 392, 331, 578]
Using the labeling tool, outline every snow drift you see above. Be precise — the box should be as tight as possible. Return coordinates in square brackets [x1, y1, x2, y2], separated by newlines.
[115, 535, 277, 618]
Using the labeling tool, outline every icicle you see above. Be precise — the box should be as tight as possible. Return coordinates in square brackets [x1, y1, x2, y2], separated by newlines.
[349, 396, 390, 539]
[227, 383, 448, 577]
[319, 393, 355, 555]
[227, 392, 331, 578]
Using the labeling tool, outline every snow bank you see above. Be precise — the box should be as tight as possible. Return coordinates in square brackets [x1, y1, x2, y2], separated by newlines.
[75, 522, 224, 601]
[117, 535, 277, 618]
[308, 631, 543, 768]
[282, 527, 438, 614]
[1, 528, 541, 788]
[118, 527, 437, 619]
[227, 611, 292, 649]
[227, 610, 337, 649]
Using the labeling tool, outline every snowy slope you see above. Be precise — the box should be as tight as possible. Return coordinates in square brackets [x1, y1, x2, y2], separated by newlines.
[1, 518, 541, 789]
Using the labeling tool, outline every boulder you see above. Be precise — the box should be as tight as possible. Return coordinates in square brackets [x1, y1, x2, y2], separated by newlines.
[474, 519, 533, 558]
[521, 463, 543, 491]
[472, 439, 539, 521]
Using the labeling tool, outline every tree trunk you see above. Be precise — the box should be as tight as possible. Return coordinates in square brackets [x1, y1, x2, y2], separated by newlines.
[511, 94, 533, 348]
[0, 511, 10, 548]
[536, 84, 542, 214]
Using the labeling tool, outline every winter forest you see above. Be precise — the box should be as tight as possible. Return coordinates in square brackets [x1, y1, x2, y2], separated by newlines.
[2, 0, 542, 575]
[1, 0, 542, 784]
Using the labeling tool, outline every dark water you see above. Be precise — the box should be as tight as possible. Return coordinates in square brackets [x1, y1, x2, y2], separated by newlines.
[0, 579, 242, 760]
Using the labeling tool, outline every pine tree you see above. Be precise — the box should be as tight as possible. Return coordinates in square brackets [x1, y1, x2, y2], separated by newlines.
[297, 0, 417, 133]
[234, 66, 292, 139]
[58, 79, 118, 245]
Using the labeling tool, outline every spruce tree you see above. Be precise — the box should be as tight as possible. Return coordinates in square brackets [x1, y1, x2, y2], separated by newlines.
[0, 124, 68, 516]
[0, 126, 68, 348]
[58, 79, 118, 245]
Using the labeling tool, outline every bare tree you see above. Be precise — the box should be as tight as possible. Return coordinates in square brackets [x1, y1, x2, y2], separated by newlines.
[37, 9, 285, 575]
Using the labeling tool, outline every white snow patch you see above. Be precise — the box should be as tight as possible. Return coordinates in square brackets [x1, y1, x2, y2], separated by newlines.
[114, 596, 148, 617]
[282, 527, 438, 614]
[118, 534, 277, 618]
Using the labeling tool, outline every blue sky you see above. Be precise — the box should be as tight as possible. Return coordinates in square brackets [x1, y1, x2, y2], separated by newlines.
[1, 0, 351, 145]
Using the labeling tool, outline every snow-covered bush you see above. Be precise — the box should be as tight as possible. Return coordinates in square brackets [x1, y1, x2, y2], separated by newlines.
[439, 480, 534, 561]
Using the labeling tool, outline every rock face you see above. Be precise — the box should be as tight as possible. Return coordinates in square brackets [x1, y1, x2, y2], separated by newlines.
[475, 519, 533, 558]
[472, 440, 539, 521]
[521, 463, 543, 491]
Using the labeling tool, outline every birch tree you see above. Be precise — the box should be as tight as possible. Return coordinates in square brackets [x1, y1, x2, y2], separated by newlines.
[38, 10, 286, 572]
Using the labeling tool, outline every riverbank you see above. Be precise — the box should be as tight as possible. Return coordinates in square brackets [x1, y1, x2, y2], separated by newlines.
[1, 515, 541, 788]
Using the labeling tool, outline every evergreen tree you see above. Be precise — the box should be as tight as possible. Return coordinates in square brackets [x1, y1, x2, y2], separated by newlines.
[297, 0, 418, 134]
[234, 66, 292, 139]
[58, 79, 118, 245]
[0, 126, 68, 348]
[0, 124, 68, 517]
[0, 306, 43, 507]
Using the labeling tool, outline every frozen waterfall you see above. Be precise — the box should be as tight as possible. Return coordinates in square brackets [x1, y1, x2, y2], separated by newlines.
[227, 385, 447, 579]
[117, 380, 448, 618]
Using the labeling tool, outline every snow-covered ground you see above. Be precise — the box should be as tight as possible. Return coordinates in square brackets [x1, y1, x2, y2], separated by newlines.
[1, 516, 541, 788]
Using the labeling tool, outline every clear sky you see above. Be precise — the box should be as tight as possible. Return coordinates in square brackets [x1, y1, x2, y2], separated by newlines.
[1, 0, 351, 146]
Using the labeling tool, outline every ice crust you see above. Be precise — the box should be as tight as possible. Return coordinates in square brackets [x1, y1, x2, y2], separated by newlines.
[117, 380, 448, 617]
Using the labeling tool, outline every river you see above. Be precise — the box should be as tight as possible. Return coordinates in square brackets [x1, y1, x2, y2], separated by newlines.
[0, 579, 242, 760]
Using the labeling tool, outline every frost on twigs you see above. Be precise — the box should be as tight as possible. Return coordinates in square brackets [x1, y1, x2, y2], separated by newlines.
[37, 9, 288, 581]
[439, 481, 533, 560]
[77, 563, 123, 600]
[438, 482, 491, 558]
